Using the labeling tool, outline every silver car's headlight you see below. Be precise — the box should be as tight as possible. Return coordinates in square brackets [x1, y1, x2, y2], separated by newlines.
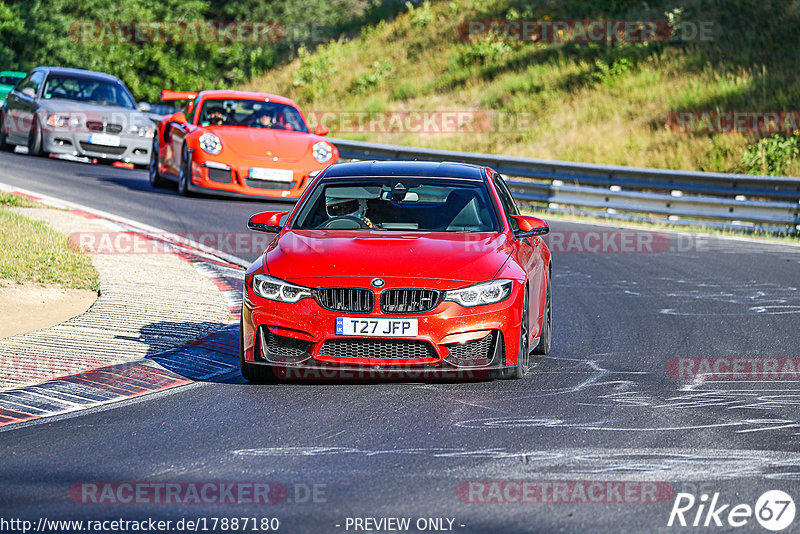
[199, 133, 222, 154]
[312, 141, 332, 163]
[46, 114, 71, 128]
[252, 274, 313, 303]
[444, 279, 514, 307]
[128, 124, 155, 138]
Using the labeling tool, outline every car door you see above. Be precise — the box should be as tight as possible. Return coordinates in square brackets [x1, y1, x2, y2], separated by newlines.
[495, 175, 546, 332]
[5, 71, 44, 144]
[163, 97, 196, 176]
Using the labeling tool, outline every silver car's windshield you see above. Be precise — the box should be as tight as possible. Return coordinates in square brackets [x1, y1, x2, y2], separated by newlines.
[42, 74, 135, 109]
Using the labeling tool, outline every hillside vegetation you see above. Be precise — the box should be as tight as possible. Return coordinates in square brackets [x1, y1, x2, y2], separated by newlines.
[0, 0, 402, 102]
[244, 0, 800, 175]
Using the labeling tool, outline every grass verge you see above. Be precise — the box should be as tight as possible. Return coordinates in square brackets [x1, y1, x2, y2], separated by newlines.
[0, 195, 100, 291]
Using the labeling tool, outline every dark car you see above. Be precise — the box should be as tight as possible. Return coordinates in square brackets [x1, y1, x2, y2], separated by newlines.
[0, 66, 154, 165]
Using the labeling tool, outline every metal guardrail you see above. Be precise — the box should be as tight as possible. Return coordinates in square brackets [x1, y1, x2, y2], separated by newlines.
[329, 137, 800, 232]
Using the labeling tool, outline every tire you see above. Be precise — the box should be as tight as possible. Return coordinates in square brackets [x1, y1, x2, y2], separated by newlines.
[533, 272, 552, 356]
[0, 112, 14, 152]
[239, 319, 275, 382]
[514, 289, 530, 379]
[148, 138, 166, 188]
[177, 144, 192, 196]
[27, 117, 44, 157]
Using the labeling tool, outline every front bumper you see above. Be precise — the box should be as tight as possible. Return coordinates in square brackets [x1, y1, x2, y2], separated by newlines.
[241, 277, 526, 378]
[42, 130, 151, 165]
[187, 154, 331, 199]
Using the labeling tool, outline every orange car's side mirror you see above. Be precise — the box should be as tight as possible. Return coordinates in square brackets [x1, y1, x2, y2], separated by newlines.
[315, 124, 329, 136]
[510, 215, 549, 238]
[171, 112, 188, 125]
[248, 211, 290, 233]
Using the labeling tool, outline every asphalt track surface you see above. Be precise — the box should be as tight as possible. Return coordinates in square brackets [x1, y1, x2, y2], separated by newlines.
[2, 150, 800, 533]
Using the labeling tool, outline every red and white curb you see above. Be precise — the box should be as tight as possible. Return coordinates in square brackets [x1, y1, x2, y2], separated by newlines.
[0, 184, 248, 428]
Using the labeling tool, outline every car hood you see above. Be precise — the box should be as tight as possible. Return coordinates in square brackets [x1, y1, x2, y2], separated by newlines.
[37, 99, 154, 128]
[208, 127, 321, 163]
[264, 230, 512, 283]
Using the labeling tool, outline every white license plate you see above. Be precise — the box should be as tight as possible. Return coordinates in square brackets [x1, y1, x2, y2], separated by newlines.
[249, 167, 294, 182]
[88, 133, 120, 147]
[336, 317, 418, 337]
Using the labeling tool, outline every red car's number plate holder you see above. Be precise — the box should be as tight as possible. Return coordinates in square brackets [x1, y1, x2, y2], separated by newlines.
[336, 317, 418, 337]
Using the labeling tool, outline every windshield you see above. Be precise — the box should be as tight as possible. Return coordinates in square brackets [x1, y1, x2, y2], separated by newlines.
[0, 75, 23, 86]
[293, 178, 501, 232]
[42, 74, 135, 108]
[197, 98, 308, 132]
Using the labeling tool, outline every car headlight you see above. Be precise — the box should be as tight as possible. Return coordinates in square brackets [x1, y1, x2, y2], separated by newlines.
[46, 114, 71, 128]
[129, 124, 155, 138]
[312, 141, 332, 163]
[444, 279, 514, 307]
[251, 274, 313, 303]
[199, 133, 222, 154]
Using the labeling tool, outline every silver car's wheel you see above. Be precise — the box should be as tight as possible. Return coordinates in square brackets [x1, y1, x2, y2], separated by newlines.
[27, 117, 43, 157]
[0, 112, 14, 152]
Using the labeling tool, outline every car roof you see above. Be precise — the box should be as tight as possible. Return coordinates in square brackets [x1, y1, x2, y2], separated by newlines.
[321, 160, 488, 181]
[0, 71, 26, 78]
[33, 66, 123, 83]
[197, 90, 299, 108]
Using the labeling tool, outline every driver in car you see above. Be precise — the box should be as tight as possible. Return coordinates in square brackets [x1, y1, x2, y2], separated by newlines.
[257, 111, 277, 129]
[205, 106, 227, 126]
[325, 198, 378, 229]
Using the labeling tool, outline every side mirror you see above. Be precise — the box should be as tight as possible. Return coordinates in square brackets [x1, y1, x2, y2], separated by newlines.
[171, 112, 188, 125]
[510, 215, 549, 238]
[248, 210, 290, 233]
[21, 87, 35, 98]
[315, 123, 329, 136]
[136, 101, 152, 112]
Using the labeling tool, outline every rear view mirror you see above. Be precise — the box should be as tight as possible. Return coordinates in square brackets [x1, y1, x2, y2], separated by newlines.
[510, 215, 549, 238]
[136, 102, 152, 112]
[21, 87, 35, 98]
[315, 124, 329, 136]
[248, 210, 290, 233]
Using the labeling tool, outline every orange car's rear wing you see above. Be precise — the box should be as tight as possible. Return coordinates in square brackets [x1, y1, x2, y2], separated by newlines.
[161, 90, 199, 101]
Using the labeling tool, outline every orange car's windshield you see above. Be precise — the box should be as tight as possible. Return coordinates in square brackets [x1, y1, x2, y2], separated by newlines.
[197, 98, 308, 133]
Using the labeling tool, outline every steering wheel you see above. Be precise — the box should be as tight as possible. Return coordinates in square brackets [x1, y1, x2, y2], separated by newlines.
[319, 216, 370, 230]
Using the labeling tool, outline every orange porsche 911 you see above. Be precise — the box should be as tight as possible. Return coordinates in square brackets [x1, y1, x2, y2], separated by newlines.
[149, 89, 338, 199]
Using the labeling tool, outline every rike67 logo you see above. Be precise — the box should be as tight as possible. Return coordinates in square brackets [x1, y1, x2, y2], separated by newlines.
[668, 490, 795, 531]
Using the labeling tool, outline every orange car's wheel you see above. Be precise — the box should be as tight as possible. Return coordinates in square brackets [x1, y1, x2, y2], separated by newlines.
[148, 138, 166, 188]
[177, 144, 193, 196]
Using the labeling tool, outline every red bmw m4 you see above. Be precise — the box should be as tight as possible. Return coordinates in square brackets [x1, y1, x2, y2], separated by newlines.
[240, 160, 552, 381]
